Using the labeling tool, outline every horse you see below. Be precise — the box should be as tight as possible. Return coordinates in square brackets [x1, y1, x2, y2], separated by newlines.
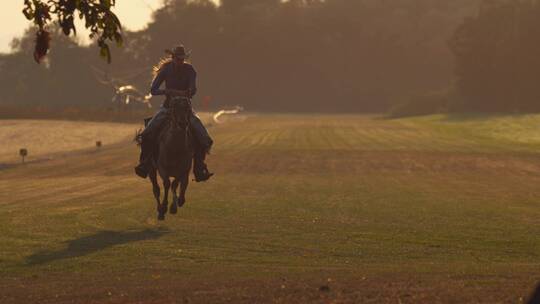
[148, 97, 194, 220]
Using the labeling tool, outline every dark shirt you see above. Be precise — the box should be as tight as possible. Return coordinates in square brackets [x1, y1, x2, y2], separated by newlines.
[150, 62, 197, 99]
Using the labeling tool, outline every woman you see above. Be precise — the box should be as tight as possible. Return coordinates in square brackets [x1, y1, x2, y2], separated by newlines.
[135, 45, 214, 182]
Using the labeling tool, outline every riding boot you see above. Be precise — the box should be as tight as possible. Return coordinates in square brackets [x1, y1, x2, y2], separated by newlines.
[190, 112, 214, 182]
[134, 107, 168, 179]
[193, 144, 214, 182]
[134, 138, 153, 179]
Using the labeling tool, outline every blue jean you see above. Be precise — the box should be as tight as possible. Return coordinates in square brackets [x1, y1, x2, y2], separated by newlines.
[143, 106, 213, 148]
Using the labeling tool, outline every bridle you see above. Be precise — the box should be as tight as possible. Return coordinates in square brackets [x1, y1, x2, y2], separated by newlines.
[169, 97, 191, 148]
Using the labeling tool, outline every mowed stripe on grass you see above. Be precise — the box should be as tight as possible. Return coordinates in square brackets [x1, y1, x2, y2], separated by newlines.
[0, 120, 141, 165]
[212, 114, 540, 152]
[1, 114, 540, 303]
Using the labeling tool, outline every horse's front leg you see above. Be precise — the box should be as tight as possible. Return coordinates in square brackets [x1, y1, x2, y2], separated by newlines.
[159, 177, 171, 220]
[178, 173, 189, 208]
[170, 179, 179, 215]
[149, 171, 161, 214]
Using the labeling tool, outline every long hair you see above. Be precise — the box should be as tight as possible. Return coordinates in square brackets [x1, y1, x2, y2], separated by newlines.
[152, 56, 191, 78]
[153, 56, 173, 78]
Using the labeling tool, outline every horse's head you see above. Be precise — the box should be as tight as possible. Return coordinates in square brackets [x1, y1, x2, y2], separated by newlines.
[169, 97, 191, 129]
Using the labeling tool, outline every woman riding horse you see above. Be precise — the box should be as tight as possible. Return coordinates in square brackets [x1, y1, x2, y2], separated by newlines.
[135, 45, 214, 182]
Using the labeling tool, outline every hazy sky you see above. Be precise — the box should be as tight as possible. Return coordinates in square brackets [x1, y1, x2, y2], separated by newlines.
[0, 0, 176, 53]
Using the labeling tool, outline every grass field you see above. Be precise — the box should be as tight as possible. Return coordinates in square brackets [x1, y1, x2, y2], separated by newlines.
[1, 114, 540, 303]
[0, 120, 140, 165]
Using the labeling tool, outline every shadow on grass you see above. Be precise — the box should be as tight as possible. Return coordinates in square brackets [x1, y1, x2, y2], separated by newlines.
[527, 282, 540, 304]
[25, 228, 168, 265]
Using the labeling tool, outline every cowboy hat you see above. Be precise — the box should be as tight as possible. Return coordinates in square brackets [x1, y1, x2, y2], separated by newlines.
[165, 45, 191, 58]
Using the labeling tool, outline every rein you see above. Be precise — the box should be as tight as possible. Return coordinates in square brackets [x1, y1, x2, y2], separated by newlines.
[169, 97, 191, 148]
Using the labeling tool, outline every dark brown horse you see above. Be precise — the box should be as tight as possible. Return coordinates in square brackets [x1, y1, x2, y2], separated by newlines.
[149, 97, 193, 220]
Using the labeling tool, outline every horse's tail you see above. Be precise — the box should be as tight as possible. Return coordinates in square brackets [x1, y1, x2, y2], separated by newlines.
[134, 129, 143, 146]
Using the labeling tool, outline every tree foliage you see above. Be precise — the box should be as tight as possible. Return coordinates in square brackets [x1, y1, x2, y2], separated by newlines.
[450, 0, 540, 112]
[3, 0, 484, 112]
[128, 0, 478, 112]
[22, 0, 123, 63]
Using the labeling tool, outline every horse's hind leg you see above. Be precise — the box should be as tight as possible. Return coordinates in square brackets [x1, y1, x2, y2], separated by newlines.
[178, 174, 189, 208]
[170, 179, 179, 215]
[159, 177, 170, 220]
[149, 171, 161, 216]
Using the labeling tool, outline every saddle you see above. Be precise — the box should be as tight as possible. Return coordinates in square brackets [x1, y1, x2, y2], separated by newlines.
[142, 112, 194, 156]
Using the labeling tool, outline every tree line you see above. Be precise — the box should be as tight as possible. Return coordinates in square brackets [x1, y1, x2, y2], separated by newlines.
[450, 0, 540, 112]
[6, 0, 534, 114]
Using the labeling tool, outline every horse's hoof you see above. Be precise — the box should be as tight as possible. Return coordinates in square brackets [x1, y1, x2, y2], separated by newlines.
[177, 198, 186, 207]
[170, 205, 178, 214]
[157, 214, 165, 221]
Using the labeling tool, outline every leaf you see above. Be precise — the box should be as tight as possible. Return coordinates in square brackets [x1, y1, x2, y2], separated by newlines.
[25, 0, 123, 64]
[99, 43, 111, 64]
[22, 7, 35, 20]
[61, 16, 75, 35]
[110, 12, 122, 30]
[100, 0, 111, 9]
[114, 32, 123, 47]
[33, 29, 51, 63]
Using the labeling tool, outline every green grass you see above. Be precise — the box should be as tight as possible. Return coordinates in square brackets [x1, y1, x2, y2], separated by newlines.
[0, 119, 140, 164]
[1, 114, 540, 303]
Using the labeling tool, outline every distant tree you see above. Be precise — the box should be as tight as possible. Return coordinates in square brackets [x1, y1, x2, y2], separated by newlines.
[450, 0, 540, 112]
[1, 26, 112, 106]
[2, 0, 483, 112]
[22, 0, 123, 63]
